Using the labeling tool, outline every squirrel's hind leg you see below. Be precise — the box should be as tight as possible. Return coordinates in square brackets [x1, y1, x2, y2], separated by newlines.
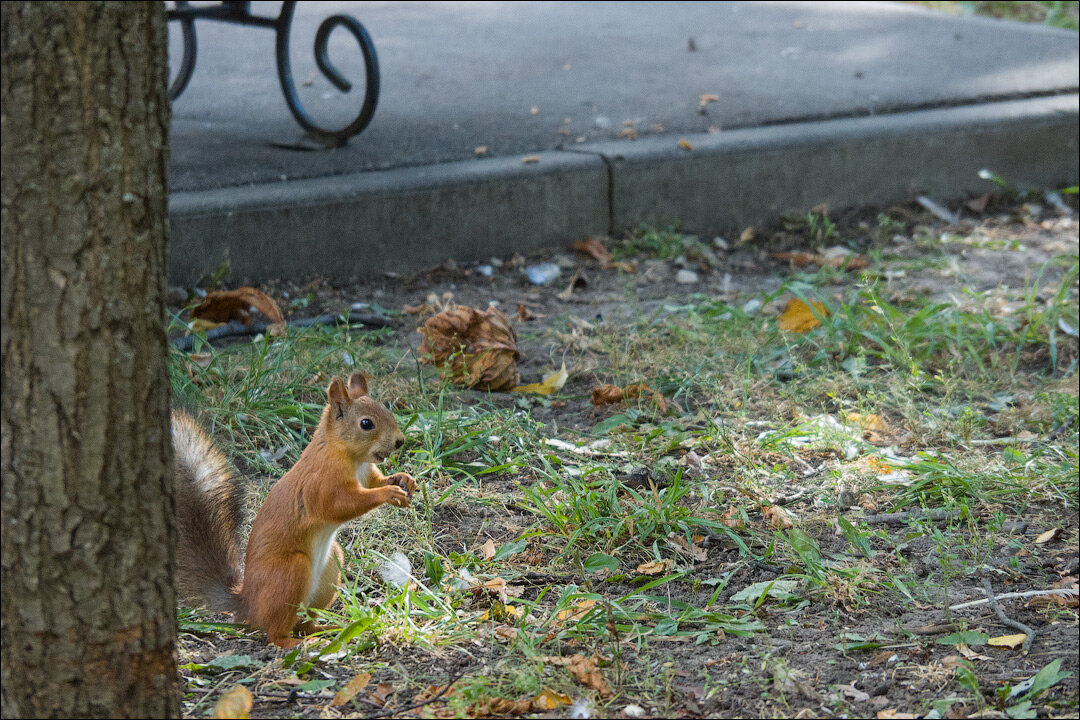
[295, 542, 345, 637]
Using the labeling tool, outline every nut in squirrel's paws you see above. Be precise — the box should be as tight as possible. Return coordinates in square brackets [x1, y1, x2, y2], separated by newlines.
[387, 472, 417, 499]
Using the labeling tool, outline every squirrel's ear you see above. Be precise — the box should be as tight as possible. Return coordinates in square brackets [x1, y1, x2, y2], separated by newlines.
[327, 376, 350, 420]
[347, 371, 370, 399]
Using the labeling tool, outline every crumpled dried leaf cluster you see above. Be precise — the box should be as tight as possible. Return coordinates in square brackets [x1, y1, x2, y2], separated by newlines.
[190, 286, 286, 336]
[591, 382, 666, 411]
[417, 305, 521, 391]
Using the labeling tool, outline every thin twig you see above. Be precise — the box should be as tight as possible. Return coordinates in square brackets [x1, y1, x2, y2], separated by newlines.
[862, 509, 958, 525]
[949, 587, 1078, 611]
[981, 578, 1035, 653]
[172, 313, 392, 351]
[361, 666, 470, 719]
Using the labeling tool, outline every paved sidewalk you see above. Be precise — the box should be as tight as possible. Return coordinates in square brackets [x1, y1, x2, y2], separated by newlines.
[167, 1, 1079, 282]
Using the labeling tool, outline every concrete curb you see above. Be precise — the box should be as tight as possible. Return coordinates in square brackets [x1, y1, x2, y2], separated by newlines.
[169, 94, 1078, 283]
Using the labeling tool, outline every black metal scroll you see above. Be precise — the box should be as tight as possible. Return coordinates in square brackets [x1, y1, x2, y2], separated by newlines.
[166, 1, 380, 145]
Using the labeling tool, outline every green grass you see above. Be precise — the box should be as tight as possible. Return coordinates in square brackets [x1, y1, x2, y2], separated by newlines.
[174, 205, 1078, 717]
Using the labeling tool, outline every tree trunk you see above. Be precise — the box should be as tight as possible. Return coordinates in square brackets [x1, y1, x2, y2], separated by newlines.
[1, 2, 177, 717]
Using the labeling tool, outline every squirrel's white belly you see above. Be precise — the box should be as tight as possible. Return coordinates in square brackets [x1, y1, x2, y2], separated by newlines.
[306, 525, 340, 604]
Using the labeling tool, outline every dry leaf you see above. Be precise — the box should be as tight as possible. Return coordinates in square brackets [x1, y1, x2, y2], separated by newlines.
[474, 146, 489, 155]
[481, 539, 497, 560]
[512, 364, 567, 395]
[699, 93, 720, 106]
[533, 687, 572, 710]
[666, 532, 707, 562]
[988, 633, 1027, 649]
[720, 505, 745, 529]
[191, 287, 285, 329]
[740, 227, 756, 243]
[590, 383, 666, 411]
[538, 654, 612, 697]
[769, 250, 819, 267]
[1035, 528, 1061, 544]
[367, 683, 395, 707]
[556, 598, 598, 623]
[212, 685, 253, 719]
[417, 305, 521, 391]
[188, 352, 213, 369]
[777, 298, 828, 333]
[522, 155, 541, 164]
[572, 236, 613, 264]
[331, 673, 372, 707]
[618, 127, 638, 140]
[516, 304, 545, 321]
[636, 559, 675, 575]
[837, 683, 870, 703]
[189, 317, 226, 334]
[677, 138, 693, 151]
[763, 505, 795, 530]
[876, 710, 917, 719]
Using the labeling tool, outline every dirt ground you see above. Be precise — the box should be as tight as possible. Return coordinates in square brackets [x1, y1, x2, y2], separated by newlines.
[175, 194, 1078, 719]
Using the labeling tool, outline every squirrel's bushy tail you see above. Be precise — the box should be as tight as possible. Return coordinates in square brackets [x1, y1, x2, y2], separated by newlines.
[172, 410, 245, 614]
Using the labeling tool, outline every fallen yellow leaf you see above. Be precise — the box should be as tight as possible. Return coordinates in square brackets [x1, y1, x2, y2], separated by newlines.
[1035, 528, 1061, 544]
[522, 155, 541, 164]
[533, 688, 572, 710]
[988, 633, 1027, 649]
[512, 364, 568, 395]
[212, 685, 253, 719]
[777, 298, 828, 333]
[555, 598, 597, 622]
[189, 318, 225, 334]
[677, 138, 693, 151]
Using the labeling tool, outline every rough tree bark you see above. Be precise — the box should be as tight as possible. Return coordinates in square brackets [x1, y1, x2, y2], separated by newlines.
[1, 2, 177, 717]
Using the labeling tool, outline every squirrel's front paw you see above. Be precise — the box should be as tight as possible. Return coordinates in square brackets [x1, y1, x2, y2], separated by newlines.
[387, 472, 417, 499]
[380, 483, 411, 508]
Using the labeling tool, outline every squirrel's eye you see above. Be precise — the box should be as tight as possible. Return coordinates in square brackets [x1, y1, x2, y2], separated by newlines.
[360, 418, 375, 431]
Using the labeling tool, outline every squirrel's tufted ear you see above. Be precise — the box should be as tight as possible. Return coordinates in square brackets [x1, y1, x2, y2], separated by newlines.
[327, 376, 351, 420]
[347, 371, 371, 399]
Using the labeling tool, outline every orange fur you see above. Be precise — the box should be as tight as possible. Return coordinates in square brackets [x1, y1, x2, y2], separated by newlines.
[175, 371, 416, 649]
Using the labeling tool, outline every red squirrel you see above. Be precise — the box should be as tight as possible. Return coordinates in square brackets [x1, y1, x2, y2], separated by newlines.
[173, 371, 417, 648]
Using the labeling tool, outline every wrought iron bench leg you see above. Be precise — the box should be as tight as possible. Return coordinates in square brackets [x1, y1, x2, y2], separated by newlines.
[274, 1, 380, 146]
[166, 0, 380, 145]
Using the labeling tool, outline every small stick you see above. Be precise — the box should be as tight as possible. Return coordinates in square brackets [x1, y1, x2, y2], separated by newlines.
[981, 578, 1035, 653]
[361, 666, 469, 719]
[862, 509, 958, 525]
[949, 587, 1078, 611]
[172, 313, 392, 352]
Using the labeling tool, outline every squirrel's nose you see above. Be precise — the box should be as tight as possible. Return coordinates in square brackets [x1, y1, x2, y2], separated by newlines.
[395, 436, 404, 450]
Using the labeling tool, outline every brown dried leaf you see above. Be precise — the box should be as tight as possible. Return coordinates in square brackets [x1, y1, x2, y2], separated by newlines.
[667, 532, 707, 562]
[567, 654, 613, 697]
[212, 685, 253, 719]
[572, 236, 613, 264]
[618, 127, 638, 140]
[480, 539, 497, 560]
[591, 384, 625, 406]
[417, 306, 521, 391]
[474, 145, 489, 155]
[763, 505, 795, 530]
[720, 505, 745, 529]
[699, 93, 720, 106]
[636, 559, 674, 575]
[191, 287, 285, 327]
[769, 250, 818, 267]
[677, 138, 693, 151]
[330, 673, 371, 707]
[367, 682, 395, 707]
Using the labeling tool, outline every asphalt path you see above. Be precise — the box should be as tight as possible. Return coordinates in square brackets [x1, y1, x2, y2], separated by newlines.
[168, 1, 1079, 192]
